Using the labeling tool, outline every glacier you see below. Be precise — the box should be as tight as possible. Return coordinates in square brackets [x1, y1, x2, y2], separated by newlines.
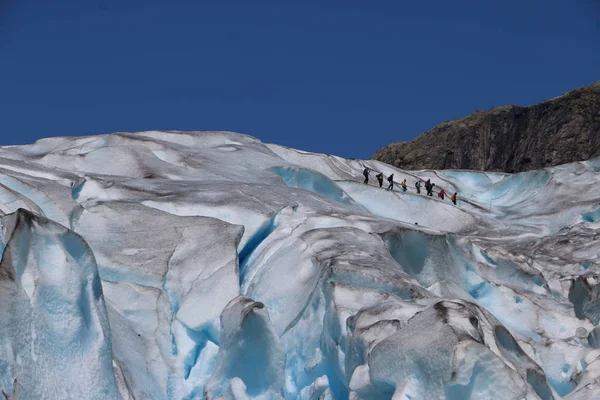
[0, 130, 598, 399]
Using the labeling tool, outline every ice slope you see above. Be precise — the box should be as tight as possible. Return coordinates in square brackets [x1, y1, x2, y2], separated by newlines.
[0, 209, 120, 399]
[0, 130, 598, 399]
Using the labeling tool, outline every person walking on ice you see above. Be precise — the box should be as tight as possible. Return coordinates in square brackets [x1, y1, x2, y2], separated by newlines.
[376, 172, 384, 188]
[425, 179, 435, 196]
[401, 179, 407, 192]
[450, 192, 457, 205]
[363, 167, 370, 184]
[387, 173, 394, 190]
[438, 189, 447, 200]
[415, 180, 421, 194]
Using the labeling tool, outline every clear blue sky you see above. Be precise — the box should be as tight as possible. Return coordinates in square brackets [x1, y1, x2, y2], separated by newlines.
[1, 1, 598, 159]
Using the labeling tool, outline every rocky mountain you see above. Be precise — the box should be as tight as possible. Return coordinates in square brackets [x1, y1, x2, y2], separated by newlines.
[373, 81, 600, 172]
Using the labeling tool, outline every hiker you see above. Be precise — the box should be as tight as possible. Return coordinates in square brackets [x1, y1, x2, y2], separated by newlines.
[425, 179, 434, 196]
[438, 189, 447, 200]
[415, 180, 421, 194]
[401, 179, 407, 192]
[387, 174, 394, 190]
[376, 172, 384, 188]
[450, 192, 457, 205]
[363, 167, 370, 184]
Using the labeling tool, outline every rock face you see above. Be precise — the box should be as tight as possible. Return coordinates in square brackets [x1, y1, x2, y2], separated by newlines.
[373, 81, 600, 172]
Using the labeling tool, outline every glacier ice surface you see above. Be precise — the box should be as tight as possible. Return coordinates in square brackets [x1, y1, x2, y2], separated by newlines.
[0, 130, 599, 399]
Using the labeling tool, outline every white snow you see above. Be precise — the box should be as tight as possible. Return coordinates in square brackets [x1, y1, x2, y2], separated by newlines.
[0, 130, 599, 399]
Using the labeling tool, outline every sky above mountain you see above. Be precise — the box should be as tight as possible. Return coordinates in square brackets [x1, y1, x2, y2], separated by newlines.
[1, 0, 598, 159]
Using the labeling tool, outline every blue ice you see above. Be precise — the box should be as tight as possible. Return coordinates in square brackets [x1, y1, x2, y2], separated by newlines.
[269, 166, 358, 207]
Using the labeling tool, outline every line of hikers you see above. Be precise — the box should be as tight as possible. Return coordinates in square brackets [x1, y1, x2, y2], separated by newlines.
[363, 167, 457, 205]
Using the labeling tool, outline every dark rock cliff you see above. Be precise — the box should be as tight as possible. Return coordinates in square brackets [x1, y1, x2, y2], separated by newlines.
[373, 81, 600, 172]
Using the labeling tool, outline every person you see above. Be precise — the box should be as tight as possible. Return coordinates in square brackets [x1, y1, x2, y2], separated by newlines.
[401, 179, 407, 192]
[363, 167, 370, 184]
[376, 172, 384, 188]
[438, 189, 446, 200]
[425, 179, 434, 196]
[415, 180, 421, 194]
[387, 173, 394, 190]
[450, 192, 457, 205]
